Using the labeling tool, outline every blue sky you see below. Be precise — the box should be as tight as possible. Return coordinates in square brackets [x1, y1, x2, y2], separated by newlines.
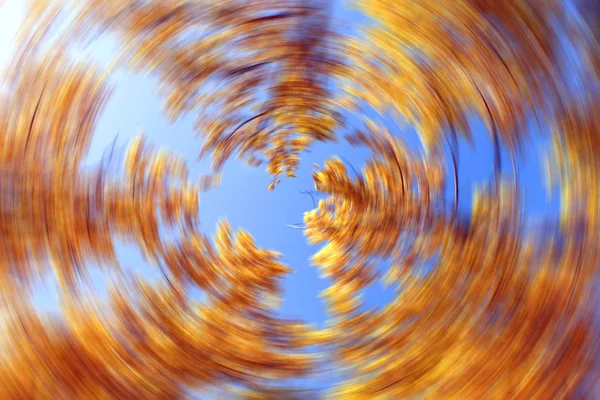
[0, 0, 581, 396]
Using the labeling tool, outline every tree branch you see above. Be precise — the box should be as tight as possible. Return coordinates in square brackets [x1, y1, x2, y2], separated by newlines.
[299, 190, 318, 208]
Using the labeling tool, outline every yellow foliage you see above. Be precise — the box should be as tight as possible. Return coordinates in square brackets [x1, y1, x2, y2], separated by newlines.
[0, 0, 599, 398]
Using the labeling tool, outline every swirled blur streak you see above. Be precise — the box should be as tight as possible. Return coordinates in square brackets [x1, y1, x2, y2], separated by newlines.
[0, 0, 598, 398]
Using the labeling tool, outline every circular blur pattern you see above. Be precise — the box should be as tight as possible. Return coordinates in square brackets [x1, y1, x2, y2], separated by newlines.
[0, 0, 599, 398]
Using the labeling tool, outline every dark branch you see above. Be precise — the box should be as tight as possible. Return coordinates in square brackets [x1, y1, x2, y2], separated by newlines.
[450, 147, 459, 215]
[299, 190, 318, 208]
[223, 111, 268, 144]
[474, 85, 502, 180]
[25, 84, 47, 154]
[339, 156, 360, 177]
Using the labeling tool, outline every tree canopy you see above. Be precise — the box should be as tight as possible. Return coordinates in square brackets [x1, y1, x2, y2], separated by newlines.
[0, 0, 599, 398]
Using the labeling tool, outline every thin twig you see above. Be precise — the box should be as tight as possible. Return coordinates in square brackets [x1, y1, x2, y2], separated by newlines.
[474, 85, 502, 180]
[299, 190, 318, 208]
[25, 83, 47, 154]
[107, 130, 119, 166]
[447, 129, 460, 216]
[223, 111, 268, 144]
[286, 224, 305, 229]
[339, 156, 359, 177]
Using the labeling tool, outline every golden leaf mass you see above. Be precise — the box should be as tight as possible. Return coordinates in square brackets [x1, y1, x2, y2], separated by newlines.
[0, 0, 599, 398]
